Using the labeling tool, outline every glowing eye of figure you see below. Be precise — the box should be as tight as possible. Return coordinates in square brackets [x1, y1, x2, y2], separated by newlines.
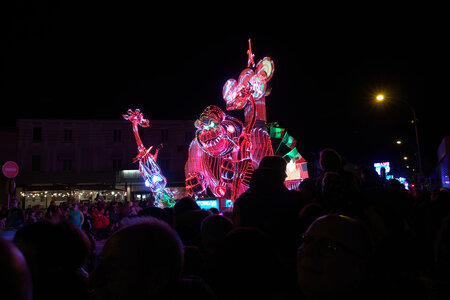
[227, 125, 235, 133]
[210, 121, 216, 128]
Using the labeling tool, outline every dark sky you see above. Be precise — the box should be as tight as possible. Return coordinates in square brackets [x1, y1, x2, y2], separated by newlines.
[1, 3, 449, 175]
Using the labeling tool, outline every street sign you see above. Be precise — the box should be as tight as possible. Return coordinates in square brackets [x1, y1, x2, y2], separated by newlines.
[2, 161, 19, 179]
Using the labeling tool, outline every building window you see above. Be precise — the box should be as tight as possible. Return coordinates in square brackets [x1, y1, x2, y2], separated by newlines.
[113, 159, 122, 171]
[113, 129, 121, 142]
[32, 155, 41, 171]
[161, 129, 169, 142]
[64, 129, 72, 142]
[33, 127, 42, 142]
[63, 159, 72, 171]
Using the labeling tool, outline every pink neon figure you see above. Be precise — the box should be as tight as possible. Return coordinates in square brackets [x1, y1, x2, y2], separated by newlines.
[185, 105, 272, 200]
[222, 50, 275, 200]
[123, 109, 173, 206]
[185, 41, 274, 201]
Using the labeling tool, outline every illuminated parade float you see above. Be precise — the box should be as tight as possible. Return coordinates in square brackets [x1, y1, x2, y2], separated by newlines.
[123, 40, 308, 208]
[123, 109, 175, 207]
[185, 40, 308, 202]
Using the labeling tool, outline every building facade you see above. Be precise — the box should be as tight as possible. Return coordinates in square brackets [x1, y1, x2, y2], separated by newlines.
[1, 118, 195, 208]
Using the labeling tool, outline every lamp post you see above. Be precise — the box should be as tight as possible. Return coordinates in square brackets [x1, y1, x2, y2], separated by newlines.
[376, 94, 423, 175]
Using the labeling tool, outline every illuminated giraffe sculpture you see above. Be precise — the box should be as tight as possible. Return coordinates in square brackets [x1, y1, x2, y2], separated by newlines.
[123, 109, 174, 207]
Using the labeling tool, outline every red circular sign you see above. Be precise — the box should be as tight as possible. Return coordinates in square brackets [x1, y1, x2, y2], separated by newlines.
[2, 161, 19, 179]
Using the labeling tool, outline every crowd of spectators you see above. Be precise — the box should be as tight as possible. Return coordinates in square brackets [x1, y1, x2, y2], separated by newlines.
[0, 197, 153, 240]
[1, 149, 450, 299]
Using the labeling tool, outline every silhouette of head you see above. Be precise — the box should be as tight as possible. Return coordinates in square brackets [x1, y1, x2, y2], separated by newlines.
[258, 155, 287, 181]
[14, 220, 90, 274]
[0, 237, 32, 300]
[201, 214, 233, 253]
[297, 214, 372, 299]
[319, 148, 342, 172]
[248, 156, 288, 192]
[174, 196, 200, 216]
[138, 206, 170, 224]
[13, 220, 90, 300]
[90, 216, 184, 300]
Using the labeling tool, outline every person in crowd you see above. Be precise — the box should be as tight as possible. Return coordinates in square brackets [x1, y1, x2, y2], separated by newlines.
[81, 204, 93, 235]
[297, 202, 326, 238]
[108, 202, 120, 232]
[173, 196, 201, 220]
[0, 204, 8, 228]
[92, 206, 109, 240]
[175, 208, 210, 248]
[297, 214, 374, 299]
[101, 207, 110, 236]
[68, 202, 84, 229]
[138, 205, 171, 224]
[201, 214, 233, 256]
[89, 216, 215, 300]
[6, 198, 25, 228]
[233, 155, 304, 292]
[213, 227, 287, 300]
[316, 149, 362, 216]
[0, 236, 33, 300]
[35, 210, 44, 222]
[26, 210, 37, 224]
[128, 204, 139, 217]
[199, 214, 233, 296]
[13, 219, 91, 300]
[132, 200, 143, 215]
[45, 200, 58, 219]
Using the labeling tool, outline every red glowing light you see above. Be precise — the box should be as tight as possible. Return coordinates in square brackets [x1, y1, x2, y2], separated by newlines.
[247, 39, 255, 68]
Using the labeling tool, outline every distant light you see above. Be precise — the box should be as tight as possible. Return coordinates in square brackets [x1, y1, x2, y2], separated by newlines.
[403, 156, 408, 160]
[376, 94, 384, 101]
[396, 140, 402, 145]
[287, 159, 296, 172]
[374, 162, 390, 176]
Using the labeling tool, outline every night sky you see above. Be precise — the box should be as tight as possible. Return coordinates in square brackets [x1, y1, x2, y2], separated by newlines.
[1, 3, 449, 175]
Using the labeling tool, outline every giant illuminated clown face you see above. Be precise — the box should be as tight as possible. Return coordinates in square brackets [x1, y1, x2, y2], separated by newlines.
[194, 105, 242, 157]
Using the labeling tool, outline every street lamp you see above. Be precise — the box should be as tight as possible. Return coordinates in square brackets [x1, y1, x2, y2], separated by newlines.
[375, 94, 423, 175]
